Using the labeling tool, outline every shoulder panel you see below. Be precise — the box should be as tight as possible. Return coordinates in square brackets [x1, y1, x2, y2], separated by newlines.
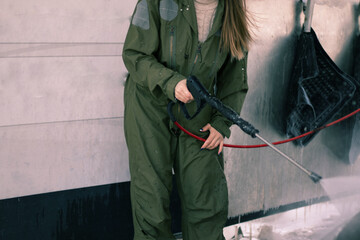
[132, 0, 150, 30]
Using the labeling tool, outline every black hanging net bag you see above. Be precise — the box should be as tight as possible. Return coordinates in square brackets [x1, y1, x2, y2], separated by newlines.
[285, 29, 360, 146]
[349, 34, 360, 164]
[355, 35, 360, 82]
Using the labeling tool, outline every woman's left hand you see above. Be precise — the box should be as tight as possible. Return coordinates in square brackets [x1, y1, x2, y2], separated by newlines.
[200, 123, 224, 155]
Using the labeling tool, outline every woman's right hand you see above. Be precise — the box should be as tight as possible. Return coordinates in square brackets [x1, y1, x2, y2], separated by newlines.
[175, 79, 194, 103]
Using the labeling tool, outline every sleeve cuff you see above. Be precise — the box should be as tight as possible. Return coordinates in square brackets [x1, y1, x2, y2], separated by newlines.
[165, 73, 186, 102]
[210, 116, 232, 138]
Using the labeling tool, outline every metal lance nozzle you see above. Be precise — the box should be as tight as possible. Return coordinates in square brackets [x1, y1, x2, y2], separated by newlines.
[309, 171, 322, 183]
[255, 133, 322, 183]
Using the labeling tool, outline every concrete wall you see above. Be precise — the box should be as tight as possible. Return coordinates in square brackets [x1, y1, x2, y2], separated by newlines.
[0, 0, 137, 199]
[0, 0, 359, 218]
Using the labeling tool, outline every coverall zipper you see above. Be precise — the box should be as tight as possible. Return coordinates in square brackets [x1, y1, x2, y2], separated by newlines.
[169, 26, 176, 70]
[208, 44, 221, 78]
[179, 43, 202, 118]
[190, 43, 202, 75]
[209, 44, 222, 95]
[169, 26, 181, 119]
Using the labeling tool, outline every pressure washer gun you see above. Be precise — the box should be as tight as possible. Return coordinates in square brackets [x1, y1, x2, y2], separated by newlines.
[186, 75, 260, 138]
[168, 75, 322, 183]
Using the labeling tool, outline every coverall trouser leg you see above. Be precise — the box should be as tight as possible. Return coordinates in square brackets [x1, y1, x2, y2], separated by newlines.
[124, 82, 228, 240]
[174, 134, 228, 240]
[125, 88, 175, 239]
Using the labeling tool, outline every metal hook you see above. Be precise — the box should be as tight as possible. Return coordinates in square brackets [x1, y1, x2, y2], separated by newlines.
[303, 0, 315, 32]
[358, 3, 360, 33]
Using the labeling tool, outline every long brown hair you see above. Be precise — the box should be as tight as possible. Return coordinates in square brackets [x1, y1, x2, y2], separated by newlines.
[221, 0, 252, 60]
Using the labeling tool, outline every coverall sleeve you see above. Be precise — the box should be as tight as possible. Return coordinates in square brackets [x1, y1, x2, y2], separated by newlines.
[210, 54, 249, 138]
[122, 0, 185, 102]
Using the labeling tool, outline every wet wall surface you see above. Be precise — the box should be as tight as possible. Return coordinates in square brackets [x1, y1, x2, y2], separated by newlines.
[225, 0, 360, 216]
[336, 211, 360, 240]
[0, 180, 184, 240]
[0, 183, 134, 240]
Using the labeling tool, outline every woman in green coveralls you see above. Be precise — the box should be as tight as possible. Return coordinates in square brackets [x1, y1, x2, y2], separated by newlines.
[123, 0, 251, 239]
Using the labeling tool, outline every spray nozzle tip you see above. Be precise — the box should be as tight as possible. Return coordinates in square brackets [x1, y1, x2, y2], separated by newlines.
[309, 171, 322, 183]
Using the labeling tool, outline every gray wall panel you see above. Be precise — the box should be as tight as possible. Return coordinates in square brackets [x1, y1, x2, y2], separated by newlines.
[0, 118, 129, 200]
[0, 0, 137, 200]
[0, 57, 126, 126]
[0, 43, 122, 58]
[0, 0, 136, 42]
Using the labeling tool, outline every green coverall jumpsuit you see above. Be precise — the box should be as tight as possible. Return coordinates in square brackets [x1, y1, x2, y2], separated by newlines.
[123, 0, 248, 239]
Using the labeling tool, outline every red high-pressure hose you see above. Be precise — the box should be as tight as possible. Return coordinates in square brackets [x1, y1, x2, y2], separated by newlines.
[174, 108, 360, 149]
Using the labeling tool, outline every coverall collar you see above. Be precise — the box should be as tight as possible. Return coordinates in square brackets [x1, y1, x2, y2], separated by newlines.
[181, 0, 224, 41]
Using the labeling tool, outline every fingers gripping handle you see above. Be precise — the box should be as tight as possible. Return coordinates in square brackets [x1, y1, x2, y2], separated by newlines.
[172, 75, 207, 120]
